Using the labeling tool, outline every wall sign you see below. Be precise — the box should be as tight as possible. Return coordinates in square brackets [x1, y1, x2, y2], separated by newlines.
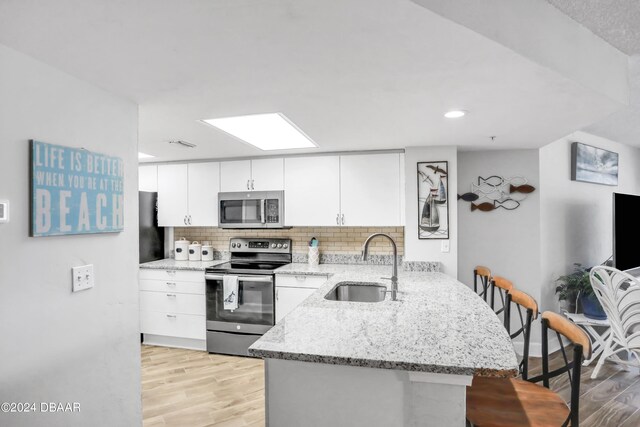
[30, 140, 124, 237]
[417, 161, 449, 239]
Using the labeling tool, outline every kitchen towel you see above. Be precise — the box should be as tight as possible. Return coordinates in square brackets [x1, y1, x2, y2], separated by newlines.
[223, 275, 239, 310]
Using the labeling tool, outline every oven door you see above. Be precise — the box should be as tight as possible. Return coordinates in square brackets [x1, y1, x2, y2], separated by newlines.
[205, 274, 275, 334]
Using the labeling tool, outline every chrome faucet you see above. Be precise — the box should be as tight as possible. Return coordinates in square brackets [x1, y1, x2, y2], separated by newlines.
[362, 233, 398, 301]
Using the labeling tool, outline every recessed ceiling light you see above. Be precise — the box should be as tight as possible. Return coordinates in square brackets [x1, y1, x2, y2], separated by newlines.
[444, 110, 466, 119]
[138, 152, 155, 159]
[201, 113, 317, 151]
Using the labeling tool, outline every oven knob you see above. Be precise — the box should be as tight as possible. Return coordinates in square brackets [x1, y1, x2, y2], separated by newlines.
[231, 243, 235, 248]
[277, 243, 283, 249]
[283, 243, 288, 249]
[271, 243, 277, 248]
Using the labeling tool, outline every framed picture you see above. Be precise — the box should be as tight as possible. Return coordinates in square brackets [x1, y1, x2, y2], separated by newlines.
[30, 140, 124, 237]
[417, 161, 448, 239]
[571, 142, 618, 186]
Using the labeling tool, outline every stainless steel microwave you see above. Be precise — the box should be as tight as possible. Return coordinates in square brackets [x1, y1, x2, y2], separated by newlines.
[218, 191, 285, 229]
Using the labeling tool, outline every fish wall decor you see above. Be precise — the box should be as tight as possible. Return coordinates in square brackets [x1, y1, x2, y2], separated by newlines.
[460, 174, 535, 213]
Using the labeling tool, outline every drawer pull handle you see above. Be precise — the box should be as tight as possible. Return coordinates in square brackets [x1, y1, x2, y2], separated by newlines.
[166, 314, 177, 318]
[166, 294, 177, 297]
[296, 275, 307, 280]
[166, 270, 176, 276]
[166, 282, 177, 286]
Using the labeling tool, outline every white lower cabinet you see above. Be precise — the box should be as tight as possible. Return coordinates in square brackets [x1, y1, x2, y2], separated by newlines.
[139, 269, 206, 350]
[275, 274, 329, 323]
[139, 311, 206, 341]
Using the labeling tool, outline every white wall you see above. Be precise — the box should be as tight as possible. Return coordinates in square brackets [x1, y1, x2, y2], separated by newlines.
[539, 131, 640, 315]
[0, 44, 141, 426]
[457, 150, 541, 298]
[404, 146, 458, 277]
[457, 149, 541, 352]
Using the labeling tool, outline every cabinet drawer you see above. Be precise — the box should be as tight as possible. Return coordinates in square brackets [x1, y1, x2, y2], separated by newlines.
[139, 279, 204, 295]
[140, 310, 206, 340]
[140, 291, 205, 316]
[139, 269, 204, 283]
[276, 274, 329, 289]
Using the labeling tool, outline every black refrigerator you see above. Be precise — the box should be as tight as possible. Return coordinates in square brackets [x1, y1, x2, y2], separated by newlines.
[139, 191, 165, 263]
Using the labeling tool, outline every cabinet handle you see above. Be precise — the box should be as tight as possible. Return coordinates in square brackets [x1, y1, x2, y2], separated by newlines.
[166, 282, 177, 286]
[276, 289, 279, 301]
[188, 215, 192, 225]
[166, 293, 177, 297]
[166, 314, 177, 318]
[247, 180, 250, 190]
[251, 179, 255, 190]
[295, 275, 307, 281]
[165, 270, 176, 276]
[341, 214, 345, 225]
[336, 214, 340, 225]
[184, 215, 187, 225]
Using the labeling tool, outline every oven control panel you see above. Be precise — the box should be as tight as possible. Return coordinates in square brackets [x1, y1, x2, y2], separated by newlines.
[248, 241, 270, 249]
[229, 237, 292, 253]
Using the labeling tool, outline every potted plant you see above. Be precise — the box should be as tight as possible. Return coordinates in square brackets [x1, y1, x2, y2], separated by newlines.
[555, 263, 607, 320]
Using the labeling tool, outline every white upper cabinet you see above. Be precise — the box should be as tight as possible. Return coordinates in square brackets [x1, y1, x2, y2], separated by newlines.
[157, 152, 404, 227]
[158, 163, 220, 226]
[220, 158, 284, 192]
[157, 164, 189, 226]
[340, 153, 402, 226]
[220, 160, 252, 192]
[187, 162, 220, 227]
[139, 164, 158, 192]
[284, 156, 341, 226]
[251, 158, 284, 191]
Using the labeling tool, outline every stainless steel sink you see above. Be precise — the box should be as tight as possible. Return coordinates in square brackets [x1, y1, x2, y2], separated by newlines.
[324, 282, 387, 303]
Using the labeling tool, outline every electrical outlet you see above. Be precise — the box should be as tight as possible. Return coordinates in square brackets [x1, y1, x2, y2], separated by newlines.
[441, 240, 450, 253]
[72, 264, 94, 292]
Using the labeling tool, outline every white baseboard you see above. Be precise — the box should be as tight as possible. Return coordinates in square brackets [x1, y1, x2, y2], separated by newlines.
[142, 334, 206, 351]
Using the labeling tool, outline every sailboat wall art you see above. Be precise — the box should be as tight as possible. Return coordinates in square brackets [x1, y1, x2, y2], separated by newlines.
[417, 161, 449, 240]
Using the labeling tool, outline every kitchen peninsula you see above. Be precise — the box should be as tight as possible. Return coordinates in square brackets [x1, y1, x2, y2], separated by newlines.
[249, 268, 518, 427]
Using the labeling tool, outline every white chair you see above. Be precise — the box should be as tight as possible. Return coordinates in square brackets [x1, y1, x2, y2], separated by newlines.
[589, 266, 640, 379]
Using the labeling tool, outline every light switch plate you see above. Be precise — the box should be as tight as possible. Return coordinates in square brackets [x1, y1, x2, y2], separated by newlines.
[441, 240, 450, 253]
[72, 264, 94, 292]
[0, 200, 9, 223]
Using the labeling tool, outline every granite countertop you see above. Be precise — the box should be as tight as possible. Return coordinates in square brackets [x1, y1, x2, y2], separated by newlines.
[139, 258, 227, 271]
[249, 270, 519, 377]
[274, 263, 382, 276]
[275, 261, 439, 276]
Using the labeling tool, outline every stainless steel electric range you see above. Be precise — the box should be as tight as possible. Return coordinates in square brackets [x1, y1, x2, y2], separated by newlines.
[204, 237, 292, 356]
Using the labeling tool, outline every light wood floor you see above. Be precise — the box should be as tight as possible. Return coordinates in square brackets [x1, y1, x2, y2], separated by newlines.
[142, 344, 640, 427]
[141, 345, 265, 427]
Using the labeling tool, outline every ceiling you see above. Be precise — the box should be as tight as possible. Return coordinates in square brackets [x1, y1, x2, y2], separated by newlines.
[544, 0, 640, 147]
[0, 0, 631, 162]
[545, 0, 640, 55]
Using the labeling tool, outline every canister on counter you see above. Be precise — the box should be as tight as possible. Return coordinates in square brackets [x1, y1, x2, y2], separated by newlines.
[188, 241, 202, 261]
[174, 238, 190, 261]
[201, 244, 214, 261]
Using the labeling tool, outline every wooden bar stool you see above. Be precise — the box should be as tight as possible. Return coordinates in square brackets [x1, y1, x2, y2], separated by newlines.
[489, 276, 513, 319]
[504, 288, 538, 378]
[467, 311, 591, 427]
[473, 266, 492, 302]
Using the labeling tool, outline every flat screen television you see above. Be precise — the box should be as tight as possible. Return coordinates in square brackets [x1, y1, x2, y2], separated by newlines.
[613, 192, 640, 271]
